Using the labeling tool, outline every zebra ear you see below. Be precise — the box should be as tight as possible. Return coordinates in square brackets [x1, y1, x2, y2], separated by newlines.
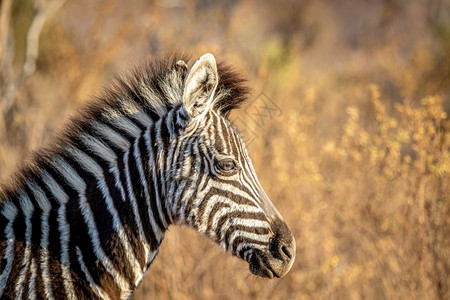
[182, 53, 219, 118]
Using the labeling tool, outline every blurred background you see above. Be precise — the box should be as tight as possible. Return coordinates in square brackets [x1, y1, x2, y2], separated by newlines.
[1, 0, 449, 299]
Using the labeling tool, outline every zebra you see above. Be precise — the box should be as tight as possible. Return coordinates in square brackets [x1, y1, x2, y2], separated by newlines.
[0, 53, 295, 299]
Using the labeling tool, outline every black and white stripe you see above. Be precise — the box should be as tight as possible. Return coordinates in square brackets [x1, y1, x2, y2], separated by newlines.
[0, 53, 295, 299]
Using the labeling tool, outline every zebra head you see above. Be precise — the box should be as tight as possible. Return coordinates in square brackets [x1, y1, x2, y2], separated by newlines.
[169, 53, 295, 279]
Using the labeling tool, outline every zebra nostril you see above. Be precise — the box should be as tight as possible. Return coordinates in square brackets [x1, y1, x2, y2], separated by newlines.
[269, 237, 293, 262]
[266, 218, 296, 278]
[281, 245, 292, 260]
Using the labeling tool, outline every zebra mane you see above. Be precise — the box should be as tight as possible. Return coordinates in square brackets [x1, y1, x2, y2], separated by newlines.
[210, 58, 250, 116]
[0, 54, 249, 198]
[95, 53, 249, 120]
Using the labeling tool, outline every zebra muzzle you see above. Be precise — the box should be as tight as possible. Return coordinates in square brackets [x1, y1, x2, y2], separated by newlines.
[248, 218, 296, 279]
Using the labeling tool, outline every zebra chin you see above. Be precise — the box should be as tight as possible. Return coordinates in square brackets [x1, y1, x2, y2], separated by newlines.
[245, 218, 296, 279]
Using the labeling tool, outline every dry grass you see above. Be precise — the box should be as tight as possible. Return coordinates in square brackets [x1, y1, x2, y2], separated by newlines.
[1, 0, 449, 299]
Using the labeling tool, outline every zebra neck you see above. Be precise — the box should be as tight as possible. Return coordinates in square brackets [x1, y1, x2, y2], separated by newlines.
[0, 109, 183, 298]
[55, 110, 178, 294]
[81, 111, 178, 248]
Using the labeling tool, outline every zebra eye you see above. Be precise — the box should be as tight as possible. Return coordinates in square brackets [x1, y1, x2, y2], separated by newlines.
[216, 159, 237, 174]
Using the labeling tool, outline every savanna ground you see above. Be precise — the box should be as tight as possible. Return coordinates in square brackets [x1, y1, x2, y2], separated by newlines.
[1, 0, 449, 299]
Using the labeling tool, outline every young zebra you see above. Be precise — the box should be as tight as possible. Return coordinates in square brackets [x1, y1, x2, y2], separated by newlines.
[0, 53, 295, 299]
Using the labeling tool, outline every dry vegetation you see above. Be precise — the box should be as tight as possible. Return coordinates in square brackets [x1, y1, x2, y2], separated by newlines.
[1, 0, 449, 299]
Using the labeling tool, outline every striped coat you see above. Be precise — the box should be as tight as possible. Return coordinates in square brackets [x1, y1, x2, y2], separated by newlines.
[0, 53, 295, 299]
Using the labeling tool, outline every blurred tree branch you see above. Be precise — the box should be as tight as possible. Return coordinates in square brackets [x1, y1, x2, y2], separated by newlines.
[0, 0, 65, 134]
[23, 0, 66, 77]
[0, 0, 14, 140]
[0, 0, 13, 69]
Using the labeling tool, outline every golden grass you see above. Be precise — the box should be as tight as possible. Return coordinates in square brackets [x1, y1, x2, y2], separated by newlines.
[1, 0, 449, 299]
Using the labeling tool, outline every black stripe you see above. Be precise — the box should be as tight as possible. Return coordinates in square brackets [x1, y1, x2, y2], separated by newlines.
[103, 116, 137, 141]
[146, 125, 165, 231]
[232, 236, 268, 254]
[183, 165, 206, 224]
[138, 134, 159, 250]
[204, 201, 230, 238]
[211, 113, 226, 153]
[156, 115, 173, 225]
[116, 153, 142, 236]
[173, 104, 189, 132]
[216, 211, 267, 249]
[224, 225, 270, 250]
[126, 140, 152, 264]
